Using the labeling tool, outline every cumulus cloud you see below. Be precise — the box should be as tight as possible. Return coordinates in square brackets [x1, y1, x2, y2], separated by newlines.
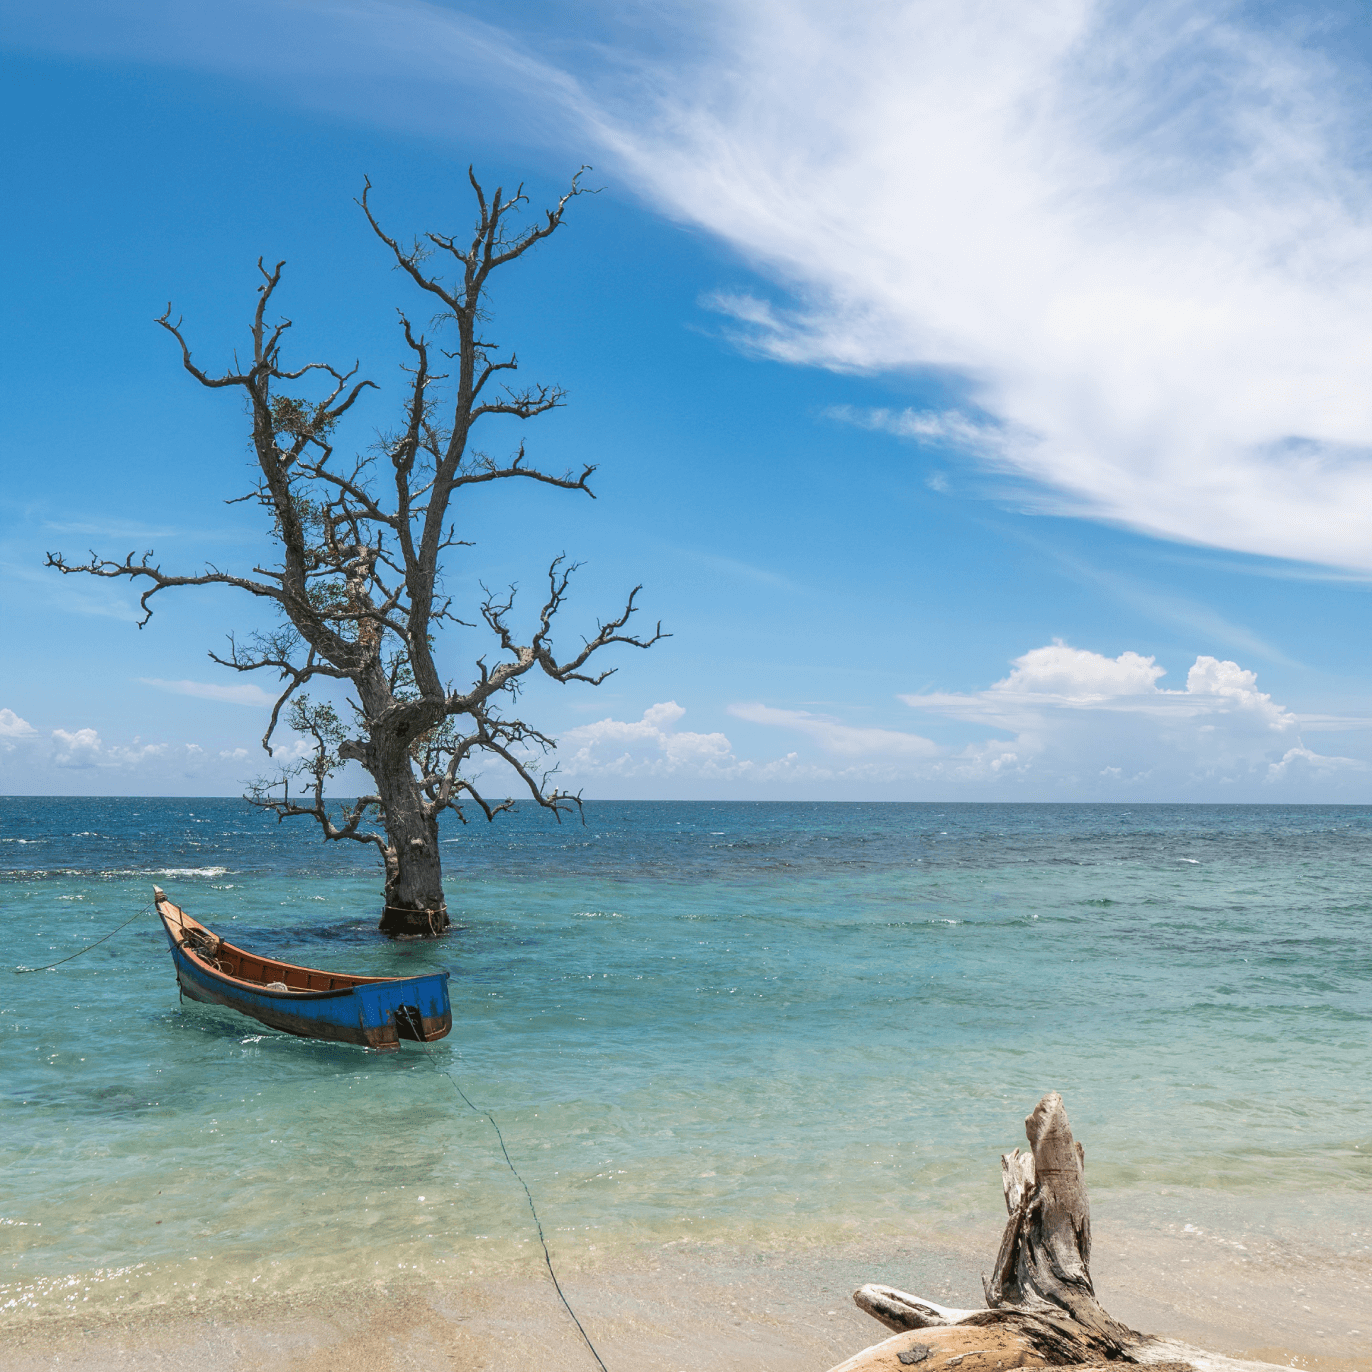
[890, 643, 1356, 790]
[0, 705, 273, 789]
[992, 643, 1167, 699]
[260, 735, 324, 763]
[0, 708, 36, 743]
[716, 643, 1361, 794]
[50, 728, 104, 769]
[1266, 744, 1361, 781]
[500, 645, 1367, 795]
[50, 728, 167, 770]
[139, 678, 276, 707]
[905, 642, 1295, 732]
[559, 701, 746, 778]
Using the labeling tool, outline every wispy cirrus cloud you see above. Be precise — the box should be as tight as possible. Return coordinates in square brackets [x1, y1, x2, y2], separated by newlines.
[577, 1, 1372, 572]
[15, 2, 1372, 568]
[727, 702, 939, 759]
[823, 405, 1011, 455]
[139, 678, 276, 707]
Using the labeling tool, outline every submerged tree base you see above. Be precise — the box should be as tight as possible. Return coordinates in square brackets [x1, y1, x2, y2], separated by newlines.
[378, 904, 451, 938]
[48, 171, 664, 944]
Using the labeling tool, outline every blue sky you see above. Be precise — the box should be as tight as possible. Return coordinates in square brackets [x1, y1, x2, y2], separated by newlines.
[3, 0, 1372, 800]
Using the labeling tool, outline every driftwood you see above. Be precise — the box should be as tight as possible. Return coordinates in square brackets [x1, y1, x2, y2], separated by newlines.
[829, 1093, 1288, 1372]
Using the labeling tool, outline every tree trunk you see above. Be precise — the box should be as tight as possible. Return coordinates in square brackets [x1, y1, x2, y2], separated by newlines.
[370, 742, 449, 938]
[834, 1092, 1290, 1372]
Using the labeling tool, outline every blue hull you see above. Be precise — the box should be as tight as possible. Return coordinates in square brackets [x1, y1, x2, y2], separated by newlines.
[156, 889, 451, 1050]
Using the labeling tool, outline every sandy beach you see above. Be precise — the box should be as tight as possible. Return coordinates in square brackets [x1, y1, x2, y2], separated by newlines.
[5, 1200, 1370, 1372]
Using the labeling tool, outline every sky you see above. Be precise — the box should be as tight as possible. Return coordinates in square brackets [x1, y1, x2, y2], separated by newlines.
[3, 0, 1372, 801]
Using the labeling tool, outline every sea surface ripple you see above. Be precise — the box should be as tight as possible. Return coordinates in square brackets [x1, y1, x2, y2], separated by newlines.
[2, 799, 1369, 1335]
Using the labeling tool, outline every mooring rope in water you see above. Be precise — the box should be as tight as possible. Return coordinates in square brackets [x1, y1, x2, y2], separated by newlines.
[413, 1031, 610, 1372]
[11, 907, 607, 1365]
[13, 903, 153, 973]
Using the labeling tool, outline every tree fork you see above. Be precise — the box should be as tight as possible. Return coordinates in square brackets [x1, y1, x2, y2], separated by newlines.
[47, 169, 665, 939]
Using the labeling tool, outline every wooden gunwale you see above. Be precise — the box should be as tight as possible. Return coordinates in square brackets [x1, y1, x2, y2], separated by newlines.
[154, 888, 394, 998]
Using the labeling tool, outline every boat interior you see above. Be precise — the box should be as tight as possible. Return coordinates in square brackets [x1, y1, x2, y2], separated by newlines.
[155, 889, 386, 993]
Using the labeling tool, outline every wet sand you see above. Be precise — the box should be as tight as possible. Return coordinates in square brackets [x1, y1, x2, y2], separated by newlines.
[4, 1211, 1369, 1372]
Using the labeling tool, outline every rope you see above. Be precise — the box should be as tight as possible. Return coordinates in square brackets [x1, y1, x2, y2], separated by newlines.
[13, 903, 153, 973]
[14, 906, 608, 1371]
[412, 1029, 609, 1372]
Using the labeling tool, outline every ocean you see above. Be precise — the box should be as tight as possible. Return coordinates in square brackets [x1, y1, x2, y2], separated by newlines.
[2, 799, 1369, 1368]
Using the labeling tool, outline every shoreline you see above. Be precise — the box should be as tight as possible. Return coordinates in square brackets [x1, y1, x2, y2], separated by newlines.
[7, 804, 1371, 1370]
[4, 1212, 1369, 1372]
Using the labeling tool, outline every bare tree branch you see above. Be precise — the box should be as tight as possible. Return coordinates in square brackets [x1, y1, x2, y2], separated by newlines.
[49, 167, 659, 937]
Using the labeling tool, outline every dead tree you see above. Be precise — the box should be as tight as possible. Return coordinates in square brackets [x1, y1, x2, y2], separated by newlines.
[48, 170, 663, 936]
[832, 1093, 1288, 1372]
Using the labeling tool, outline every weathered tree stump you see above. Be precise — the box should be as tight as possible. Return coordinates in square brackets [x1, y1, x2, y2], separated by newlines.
[830, 1092, 1289, 1372]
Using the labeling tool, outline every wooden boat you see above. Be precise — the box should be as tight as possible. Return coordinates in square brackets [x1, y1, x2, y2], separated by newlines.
[153, 886, 451, 1050]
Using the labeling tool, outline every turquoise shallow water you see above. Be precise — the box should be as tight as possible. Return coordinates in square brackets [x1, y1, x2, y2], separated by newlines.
[2, 799, 1370, 1332]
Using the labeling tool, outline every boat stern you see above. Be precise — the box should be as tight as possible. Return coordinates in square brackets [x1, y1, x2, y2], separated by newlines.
[355, 972, 453, 1050]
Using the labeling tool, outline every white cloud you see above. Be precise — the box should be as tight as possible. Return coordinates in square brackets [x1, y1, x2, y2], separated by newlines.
[905, 642, 1295, 733]
[267, 735, 322, 762]
[575, 1, 1372, 571]
[826, 405, 1010, 455]
[1266, 744, 1361, 781]
[557, 700, 906, 786]
[51, 728, 103, 769]
[0, 708, 36, 738]
[219, 747, 250, 760]
[50, 728, 168, 770]
[728, 702, 939, 758]
[559, 701, 745, 778]
[889, 643, 1353, 790]
[548, 650, 1366, 795]
[51, 728, 109, 769]
[21, 4, 1372, 567]
[723, 643, 1366, 793]
[139, 678, 276, 707]
[992, 642, 1167, 699]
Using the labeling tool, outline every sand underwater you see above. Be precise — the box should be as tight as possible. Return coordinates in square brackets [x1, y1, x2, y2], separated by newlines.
[3, 799, 1369, 1369]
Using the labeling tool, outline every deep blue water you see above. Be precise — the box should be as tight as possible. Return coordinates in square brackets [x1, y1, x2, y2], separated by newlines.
[2, 799, 1369, 1327]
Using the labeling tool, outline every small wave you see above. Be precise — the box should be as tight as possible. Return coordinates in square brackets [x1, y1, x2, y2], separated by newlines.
[3, 865, 235, 880]
[93, 866, 233, 878]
